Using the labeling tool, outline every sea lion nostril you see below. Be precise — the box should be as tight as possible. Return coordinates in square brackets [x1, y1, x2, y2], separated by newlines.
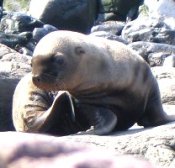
[32, 76, 41, 83]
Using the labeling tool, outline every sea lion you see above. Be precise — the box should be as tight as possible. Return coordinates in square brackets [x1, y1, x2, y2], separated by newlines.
[13, 30, 175, 135]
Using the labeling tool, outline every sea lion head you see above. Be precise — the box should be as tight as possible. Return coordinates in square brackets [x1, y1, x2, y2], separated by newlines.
[32, 30, 109, 93]
[31, 30, 90, 92]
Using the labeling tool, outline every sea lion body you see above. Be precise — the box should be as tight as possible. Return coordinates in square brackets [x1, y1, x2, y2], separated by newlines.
[13, 30, 175, 135]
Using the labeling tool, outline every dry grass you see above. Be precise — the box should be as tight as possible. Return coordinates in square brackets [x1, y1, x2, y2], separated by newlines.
[3, 0, 30, 12]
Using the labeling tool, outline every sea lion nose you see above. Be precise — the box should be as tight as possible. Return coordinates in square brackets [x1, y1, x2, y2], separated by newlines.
[32, 75, 41, 84]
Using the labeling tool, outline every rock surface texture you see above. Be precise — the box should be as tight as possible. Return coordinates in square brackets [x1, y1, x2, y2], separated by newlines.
[0, 131, 161, 168]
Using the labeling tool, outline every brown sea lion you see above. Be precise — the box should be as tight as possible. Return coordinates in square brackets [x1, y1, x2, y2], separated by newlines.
[13, 30, 175, 135]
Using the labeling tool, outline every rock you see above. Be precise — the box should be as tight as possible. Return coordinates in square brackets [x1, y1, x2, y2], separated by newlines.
[0, 11, 57, 55]
[91, 21, 125, 35]
[96, 0, 143, 22]
[33, 24, 58, 43]
[56, 122, 175, 167]
[0, 31, 32, 50]
[0, 11, 45, 55]
[151, 66, 175, 105]
[128, 41, 175, 66]
[151, 0, 175, 18]
[122, 17, 175, 44]
[90, 31, 128, 44]
[0, 12, 43, 33]
[0, 131, 157, 168]
[90, 21, 127, 43]
[0, 44, 31, 131]
[29, 0, 97, 34]
[163, 55, 175, 67]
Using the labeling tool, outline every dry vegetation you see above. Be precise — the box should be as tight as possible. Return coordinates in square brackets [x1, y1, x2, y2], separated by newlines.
[3, 0, 30, 12]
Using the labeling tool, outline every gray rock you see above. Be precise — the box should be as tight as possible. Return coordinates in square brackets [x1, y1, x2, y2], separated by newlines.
[91, 21, 125, 35]
[57, 122, 175, 168]
[128, 41, 175, 66]
[0, 44, 31, 131]
[122, 17, 175, 45]
[90, 21, 127, 43]
[90, 31, 128, 44]
[29, 0, 97, 33]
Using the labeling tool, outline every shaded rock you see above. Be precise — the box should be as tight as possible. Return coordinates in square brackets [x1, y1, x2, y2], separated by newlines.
[0, 131, 157, 168]
[151, 66, 175, 105]
[0, 31, 32, 50]
[33, 24, 58, 43]
[128, 41, 175, 66]
[0, 44, 31, 131]
[0, 12, 43, 33]
[29, 0, 97, 34]
[0, 11, 57, 55]
[96, 0, 143, 22]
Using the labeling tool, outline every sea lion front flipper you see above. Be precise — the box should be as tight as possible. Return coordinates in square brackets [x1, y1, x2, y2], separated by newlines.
[29, 91, 77, 134]
[76, 105, 117, 135]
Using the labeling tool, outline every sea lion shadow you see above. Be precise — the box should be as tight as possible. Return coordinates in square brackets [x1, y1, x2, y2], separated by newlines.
[110, 125, 148, 136]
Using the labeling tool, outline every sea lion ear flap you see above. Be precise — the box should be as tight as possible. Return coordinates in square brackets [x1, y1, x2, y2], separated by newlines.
[75, 46, 85, 55]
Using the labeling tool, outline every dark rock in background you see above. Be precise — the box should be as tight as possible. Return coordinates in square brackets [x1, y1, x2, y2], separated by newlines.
[0, 11, 58, 55]
[0, 12, 43, 33]
[29, 0, 97, 34]
[96, 0, 144, 23]
[33, 24, 58, 43]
